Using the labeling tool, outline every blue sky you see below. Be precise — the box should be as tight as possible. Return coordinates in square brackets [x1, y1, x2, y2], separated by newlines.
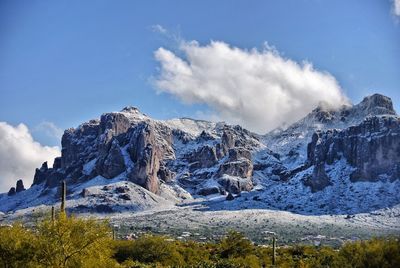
[1, 0, 399, 146]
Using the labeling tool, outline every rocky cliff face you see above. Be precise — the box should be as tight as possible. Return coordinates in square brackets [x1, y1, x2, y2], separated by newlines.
[305, 115, 400, 191]
[29, 106, 262, 198]
[3, 94, 399, 215]
[263, 93, 397, 167]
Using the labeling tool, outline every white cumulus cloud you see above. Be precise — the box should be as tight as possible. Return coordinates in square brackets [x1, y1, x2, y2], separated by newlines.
[0, 122, 60, 193]
[393, 0, 400, 16]
[153, 40, 349, 133]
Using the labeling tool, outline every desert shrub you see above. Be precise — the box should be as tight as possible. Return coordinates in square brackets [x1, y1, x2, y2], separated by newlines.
[114, 235, 184, 266]
[35, 214, 117, 268]
[0, 223, 37, 268]
[177, 240, 211, 266]
[216, 231, 254, 259]
[114, 240, 135, 263]
[304, 246, 347, 268]
[339, 238, 400, 268]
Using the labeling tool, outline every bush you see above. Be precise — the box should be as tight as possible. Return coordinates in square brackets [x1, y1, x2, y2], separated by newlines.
[114, 235, 184, 266]
[339, 238, 400, 268]
[0, 223, 37, 268]
[217, 231, 254, 259]
[177, 240, 211, 266]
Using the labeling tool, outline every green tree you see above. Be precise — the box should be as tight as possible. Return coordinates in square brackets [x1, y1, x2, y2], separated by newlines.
[217, 231, 254, 259]
[35, 215, 116, 268]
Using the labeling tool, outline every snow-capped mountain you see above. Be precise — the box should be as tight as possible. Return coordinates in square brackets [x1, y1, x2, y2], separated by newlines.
[1, 93, 399, 216]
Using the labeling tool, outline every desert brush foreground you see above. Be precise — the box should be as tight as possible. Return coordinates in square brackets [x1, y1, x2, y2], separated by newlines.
[0, 214, 399, 268]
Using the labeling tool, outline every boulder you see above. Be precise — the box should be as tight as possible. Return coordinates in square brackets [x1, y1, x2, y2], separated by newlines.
[197, 187, 220, 196]
[119, 194, 131, 200]
[102, 185, 113, 191]
[115, 186, 129, 193]
[226, 193, 235, 201]
[218, 175, 253, 194]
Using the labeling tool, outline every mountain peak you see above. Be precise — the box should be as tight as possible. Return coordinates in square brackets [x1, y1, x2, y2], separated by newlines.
[356, 93, 396, 116]
[121, 106, 141, 113]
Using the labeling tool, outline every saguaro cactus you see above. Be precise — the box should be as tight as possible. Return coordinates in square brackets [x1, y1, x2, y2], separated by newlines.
[272, 236, 276, 266]
[61, 180, 66, 213]
[263, 231, 278, 267]
[51, 206, 55, 222]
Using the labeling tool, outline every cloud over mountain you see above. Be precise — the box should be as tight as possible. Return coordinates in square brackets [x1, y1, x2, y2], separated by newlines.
[154, 40, 349, 133]
[0, 122, 60, 192]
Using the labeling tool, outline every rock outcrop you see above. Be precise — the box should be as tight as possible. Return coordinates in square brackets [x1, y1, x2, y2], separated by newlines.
[303, 163, 332, 192]
[263, 93, 397, 168]
[96, 139, 126, 179]
[27, 104, 262, 197]
[306, 115, 400, 190]
[187, 145, 218, 170]
[16, 179, 25, 192]
[7, 187, 16, 196]
[127, 123, 163, 194]
[7, 179, 26, 196]
[218, 175, 253, 194]
[355, 93, 396, 117]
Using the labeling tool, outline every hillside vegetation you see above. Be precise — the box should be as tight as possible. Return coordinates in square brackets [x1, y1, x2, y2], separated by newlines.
[0, 215, 399, 268]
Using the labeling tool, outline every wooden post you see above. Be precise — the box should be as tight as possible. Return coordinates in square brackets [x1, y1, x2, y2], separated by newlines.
[61, 180, 66, 213]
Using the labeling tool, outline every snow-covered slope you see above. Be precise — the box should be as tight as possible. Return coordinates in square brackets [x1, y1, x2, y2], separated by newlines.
[1, 93, 399, 221]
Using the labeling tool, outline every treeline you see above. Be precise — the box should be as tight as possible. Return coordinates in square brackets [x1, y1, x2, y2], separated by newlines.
[0, 215, 399, 267]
